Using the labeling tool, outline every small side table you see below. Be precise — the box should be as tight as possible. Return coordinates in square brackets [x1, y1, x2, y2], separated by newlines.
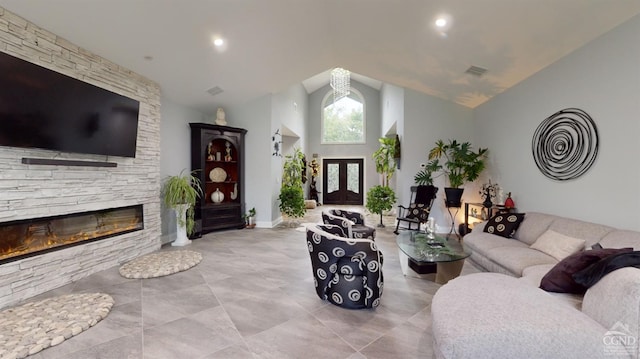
[446, 202, 461, 236]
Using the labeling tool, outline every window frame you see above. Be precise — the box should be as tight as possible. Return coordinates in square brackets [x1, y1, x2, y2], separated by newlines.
[320, 88, 366, 145]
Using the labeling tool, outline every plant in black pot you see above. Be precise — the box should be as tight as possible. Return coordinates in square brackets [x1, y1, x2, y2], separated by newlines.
[425, 139, 488, 208]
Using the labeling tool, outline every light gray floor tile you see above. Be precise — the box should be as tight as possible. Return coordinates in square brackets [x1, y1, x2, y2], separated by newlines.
[245, 313, 357, 358]
[13, 206, 450, 358]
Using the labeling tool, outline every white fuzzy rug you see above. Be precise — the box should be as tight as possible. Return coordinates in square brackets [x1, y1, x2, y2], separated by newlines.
[119, 250, 202, 279]
[0, 292, 113, 358]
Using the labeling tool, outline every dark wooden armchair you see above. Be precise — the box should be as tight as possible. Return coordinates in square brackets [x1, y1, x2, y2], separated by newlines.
[394, 185, 438, 235]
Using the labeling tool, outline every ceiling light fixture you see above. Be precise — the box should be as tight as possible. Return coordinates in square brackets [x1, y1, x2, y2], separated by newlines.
[330, 67, 350, 102]
[433, 14, 452, 37]
[213, 38, 224, 47]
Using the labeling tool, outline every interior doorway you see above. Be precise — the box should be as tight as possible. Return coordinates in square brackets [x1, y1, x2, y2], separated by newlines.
[322, 158, 364, 205]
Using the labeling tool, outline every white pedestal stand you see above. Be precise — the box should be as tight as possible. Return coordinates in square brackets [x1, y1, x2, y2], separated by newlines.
[172, 204, 191, 247]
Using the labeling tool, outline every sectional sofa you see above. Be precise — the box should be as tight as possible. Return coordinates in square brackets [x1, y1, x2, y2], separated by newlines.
[431, 212, 640, 359]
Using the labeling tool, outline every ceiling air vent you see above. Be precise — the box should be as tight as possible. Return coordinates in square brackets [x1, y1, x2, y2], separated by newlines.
[206, 86, 224, 96]
[465, 65, 488, 77]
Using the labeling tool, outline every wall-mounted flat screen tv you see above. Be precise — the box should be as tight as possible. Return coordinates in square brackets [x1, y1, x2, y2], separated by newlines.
[0, 51, 140, 158]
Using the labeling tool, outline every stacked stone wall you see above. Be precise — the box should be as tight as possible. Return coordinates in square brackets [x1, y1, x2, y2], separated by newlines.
[0, 6, 161, 308]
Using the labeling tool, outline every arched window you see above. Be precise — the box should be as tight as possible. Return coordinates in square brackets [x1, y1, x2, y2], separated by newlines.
[321, 89, 365, 144]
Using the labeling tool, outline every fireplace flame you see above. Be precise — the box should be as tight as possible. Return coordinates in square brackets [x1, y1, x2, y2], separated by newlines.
[0, 206, 143, 263]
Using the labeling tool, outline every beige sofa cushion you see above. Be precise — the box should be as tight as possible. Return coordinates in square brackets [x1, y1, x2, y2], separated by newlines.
[484, 247, 557, 276]
[464, 231, 528, 252]
[599, 230, 640, 250]
[514, 212, 556, 245]
[530, 230, 585, 261]
[433, 273, 608, 359]
[549, 217, 615, 249]
[582, 267, 640, 335]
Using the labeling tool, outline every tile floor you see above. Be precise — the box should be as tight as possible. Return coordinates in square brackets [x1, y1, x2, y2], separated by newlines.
[25, 206, 479, 359]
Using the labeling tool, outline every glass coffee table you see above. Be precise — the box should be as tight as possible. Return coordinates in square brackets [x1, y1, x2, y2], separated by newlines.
[396, 230, 472, 284]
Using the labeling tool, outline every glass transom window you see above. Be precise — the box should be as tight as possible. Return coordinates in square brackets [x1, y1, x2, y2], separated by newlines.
[322, 91, 365, 144]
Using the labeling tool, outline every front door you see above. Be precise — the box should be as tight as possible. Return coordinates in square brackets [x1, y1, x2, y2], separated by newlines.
[322, 158, 364, 205]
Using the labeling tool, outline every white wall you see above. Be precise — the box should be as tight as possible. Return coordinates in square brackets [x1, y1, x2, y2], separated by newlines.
[399, 89, 475, 230]
[227, 95, 273, 224]
[380, 83, 405, 202]
[474, 15, 640, 230]
[381, 84, 404, 137]
[159, 97, 207, 242]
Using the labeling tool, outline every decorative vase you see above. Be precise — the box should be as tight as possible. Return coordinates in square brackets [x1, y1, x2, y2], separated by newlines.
[247, 216, 256, 228]
[482, 187, 493, 208]
[211, 188, 224, 203]
[230, 183, 238, 200]
[171, 203, 191, 247]
[504, 192, 515, 208]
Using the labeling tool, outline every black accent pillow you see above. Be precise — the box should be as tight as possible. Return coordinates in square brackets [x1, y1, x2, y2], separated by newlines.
[483, 213, 525, 238]
[540, 247, 633, 294]
[572, 251, 640, 288]
[406, 203, 428, 221]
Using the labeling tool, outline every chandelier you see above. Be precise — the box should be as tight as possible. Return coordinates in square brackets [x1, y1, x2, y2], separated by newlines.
[330, 67, 350, 102]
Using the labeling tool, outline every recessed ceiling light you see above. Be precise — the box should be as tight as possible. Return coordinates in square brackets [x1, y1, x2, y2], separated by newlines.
[213, 38, 224, 47]
[433, 14, 452, 35]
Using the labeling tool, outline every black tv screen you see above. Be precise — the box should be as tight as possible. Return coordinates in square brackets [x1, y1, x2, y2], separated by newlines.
[0, 51, 140, 158]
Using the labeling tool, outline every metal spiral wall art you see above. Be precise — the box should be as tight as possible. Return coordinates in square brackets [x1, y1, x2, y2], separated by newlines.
[531, 108, 599, 181]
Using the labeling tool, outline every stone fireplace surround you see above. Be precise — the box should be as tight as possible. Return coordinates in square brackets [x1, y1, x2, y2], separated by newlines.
[0, 7, 161, 308]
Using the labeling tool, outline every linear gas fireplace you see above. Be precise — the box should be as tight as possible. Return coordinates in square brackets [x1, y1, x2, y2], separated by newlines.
[0, 205, 143, 264]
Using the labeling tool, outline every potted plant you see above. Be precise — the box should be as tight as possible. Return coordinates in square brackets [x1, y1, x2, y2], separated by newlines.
[366, 185, 397, 227]
[279, 148, 306, 224]
[244, 207, 257, 228]
[414, 167, 434, 186]
[367, 136, 399, 225]
[424, 139, 488, 207]
[161, 169, 203, 246]
[372, 136, 398, 187]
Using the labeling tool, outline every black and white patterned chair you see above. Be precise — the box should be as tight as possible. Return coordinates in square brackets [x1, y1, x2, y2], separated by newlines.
[322, 209, 376, 240]
[305, 224, 383, 309]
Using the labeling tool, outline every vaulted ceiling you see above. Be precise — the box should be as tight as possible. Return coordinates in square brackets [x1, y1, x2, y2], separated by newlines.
[1, 1, 638, 114]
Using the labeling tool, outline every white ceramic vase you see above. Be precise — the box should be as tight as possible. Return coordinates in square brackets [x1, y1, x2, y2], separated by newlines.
[211, 188, 224, 203]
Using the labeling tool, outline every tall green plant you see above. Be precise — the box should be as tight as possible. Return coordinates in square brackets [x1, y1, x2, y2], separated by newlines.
[373, 136, 397, 187]
[282, 148, 305, 187]
[279, 148, 306, 219]
[161, 169, 203, 235]
[426, 139, 488, 188]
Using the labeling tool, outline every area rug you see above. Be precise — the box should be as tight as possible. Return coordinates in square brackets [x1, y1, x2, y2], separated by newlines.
[0, 292, 114, 358]
[119, 250, 202, 279]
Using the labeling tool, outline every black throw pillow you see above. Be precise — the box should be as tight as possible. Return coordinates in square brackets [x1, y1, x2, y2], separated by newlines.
[483, 213, 525, 238]
[540, 247, 633, 294]
[406, 203, 428, 221]
[572, 251, 640, 288]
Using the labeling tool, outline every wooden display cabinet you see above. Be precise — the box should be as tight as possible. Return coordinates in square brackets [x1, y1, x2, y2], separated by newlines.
[190, 123, 247, 234]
